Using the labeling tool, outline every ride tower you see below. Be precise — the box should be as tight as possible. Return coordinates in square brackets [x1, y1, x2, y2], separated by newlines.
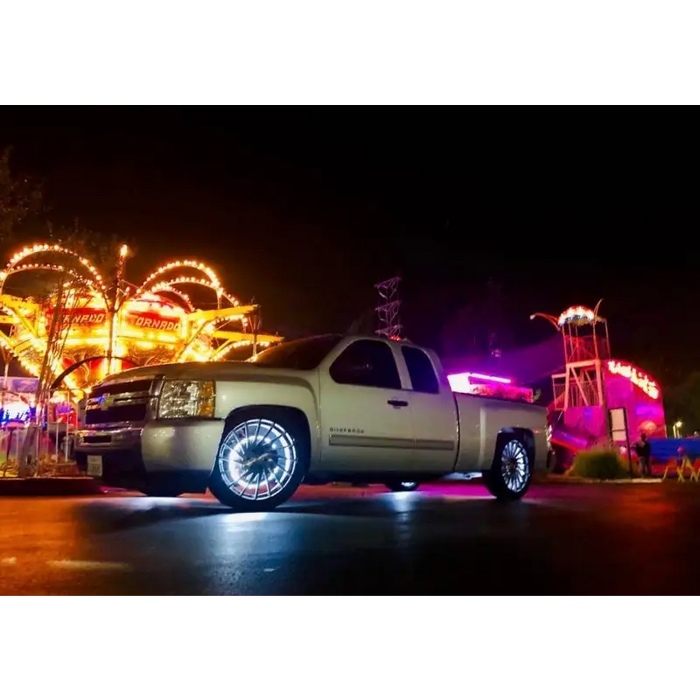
[531, 302, 666, 470]
[375, 276, 403, 340]
[531, 302, 611, 414]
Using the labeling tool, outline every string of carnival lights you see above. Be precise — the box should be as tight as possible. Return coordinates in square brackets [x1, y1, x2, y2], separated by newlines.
[0, 243, 282, 394]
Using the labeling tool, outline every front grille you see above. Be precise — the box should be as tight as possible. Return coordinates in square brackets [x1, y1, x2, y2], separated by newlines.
[92, 379, 154, 398]
[85, 403, 148, 425]
[82, 435, 112, 444]
[85, 377, 156, 426]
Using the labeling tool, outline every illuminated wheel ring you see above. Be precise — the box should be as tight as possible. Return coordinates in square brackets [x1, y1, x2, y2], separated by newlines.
[500, 439, 530, 493]
[218, 419, 298, 501]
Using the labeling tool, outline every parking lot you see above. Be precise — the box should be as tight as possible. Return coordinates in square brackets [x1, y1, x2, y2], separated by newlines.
[0, 481, 696, 595]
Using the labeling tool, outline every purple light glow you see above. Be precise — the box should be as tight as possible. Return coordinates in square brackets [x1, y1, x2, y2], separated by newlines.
[447, 372, 513, 395]
[447, 371, 534, 403]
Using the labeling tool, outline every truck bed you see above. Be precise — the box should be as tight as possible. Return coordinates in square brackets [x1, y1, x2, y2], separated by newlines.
[453, 392, 548, 473]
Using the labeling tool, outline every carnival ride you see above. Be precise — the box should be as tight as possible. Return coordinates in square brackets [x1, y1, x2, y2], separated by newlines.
[531, 304, 666, 468]
[443, 302, 666, 471]
[0, 243, 282, 398]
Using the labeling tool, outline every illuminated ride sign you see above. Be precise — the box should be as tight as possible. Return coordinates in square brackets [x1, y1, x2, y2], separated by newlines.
[53, 309, 107, 326]
[49, 299, 184, 333]
[122, 298, 184, 333]
[607, 360, 660, 400]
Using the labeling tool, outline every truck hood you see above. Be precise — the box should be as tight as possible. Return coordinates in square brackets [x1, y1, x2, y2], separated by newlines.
[98, 361, 315, 385]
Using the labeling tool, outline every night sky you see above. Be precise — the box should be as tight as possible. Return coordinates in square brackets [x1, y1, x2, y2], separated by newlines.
[1, 109, 696, 384]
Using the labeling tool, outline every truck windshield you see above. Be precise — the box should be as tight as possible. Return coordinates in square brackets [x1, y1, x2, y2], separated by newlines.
[248, 335, 342, 370]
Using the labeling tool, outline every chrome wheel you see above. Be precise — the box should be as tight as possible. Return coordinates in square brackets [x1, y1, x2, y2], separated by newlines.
[500, 439, 529, 493]
[218, 419, 298, 501]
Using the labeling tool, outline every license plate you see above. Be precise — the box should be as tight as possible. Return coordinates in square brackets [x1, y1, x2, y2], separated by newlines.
[86, 455, 103, 477]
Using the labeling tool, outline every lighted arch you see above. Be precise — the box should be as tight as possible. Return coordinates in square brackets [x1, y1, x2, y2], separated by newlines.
[0, 264, 104, 302]
[148, 278, 239, 308]
[139, 260, 224, 295]
[146, 285, 196, 312]
[3, 244, 107, 295]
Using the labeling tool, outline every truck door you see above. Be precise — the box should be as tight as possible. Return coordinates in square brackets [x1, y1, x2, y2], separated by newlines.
[400, 345, 459, 473]
[318, 338, 415, 472]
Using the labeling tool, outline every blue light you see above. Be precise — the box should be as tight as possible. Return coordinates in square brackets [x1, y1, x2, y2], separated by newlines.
[0, 401, 31, 424]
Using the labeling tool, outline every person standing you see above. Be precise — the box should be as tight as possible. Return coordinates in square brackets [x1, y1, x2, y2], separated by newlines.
[635, 433, 652, 477]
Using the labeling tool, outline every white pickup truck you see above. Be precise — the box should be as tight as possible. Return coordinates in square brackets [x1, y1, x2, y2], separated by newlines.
[75, 334, 547, 510]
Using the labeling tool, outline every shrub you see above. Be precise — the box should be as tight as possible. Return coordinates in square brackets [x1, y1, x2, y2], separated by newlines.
[569, 448, 630, 480]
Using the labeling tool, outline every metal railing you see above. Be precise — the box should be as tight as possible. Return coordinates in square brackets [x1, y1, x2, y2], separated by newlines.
[0, 422, 78, 478]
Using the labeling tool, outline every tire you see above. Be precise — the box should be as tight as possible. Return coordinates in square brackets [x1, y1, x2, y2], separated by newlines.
[483, 436, 532, 501]
[384, 480, 420, 492]
[209, 408, 309, 511]
[548, 445, 569, 474]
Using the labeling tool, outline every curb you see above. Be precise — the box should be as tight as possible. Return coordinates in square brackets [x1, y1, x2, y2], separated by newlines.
[0, 477, 102, 496]
[534, 476, 663, 485]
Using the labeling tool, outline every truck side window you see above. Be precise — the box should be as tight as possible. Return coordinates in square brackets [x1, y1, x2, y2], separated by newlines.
[402, 346, 439, 394]
[330, 340, 401, 390]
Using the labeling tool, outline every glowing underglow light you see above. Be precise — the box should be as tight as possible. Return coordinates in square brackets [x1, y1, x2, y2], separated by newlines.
[607, 360, 660, 400]
[557, 305, 596, 326]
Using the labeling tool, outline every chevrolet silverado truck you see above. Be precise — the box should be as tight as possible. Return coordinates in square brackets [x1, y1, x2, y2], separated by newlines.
[75, 334, 547, 510]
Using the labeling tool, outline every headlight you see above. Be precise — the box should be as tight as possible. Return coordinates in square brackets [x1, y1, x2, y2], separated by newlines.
[157, 380, 215, 419]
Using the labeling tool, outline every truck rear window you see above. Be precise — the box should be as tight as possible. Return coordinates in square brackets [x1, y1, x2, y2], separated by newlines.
[402, 346, 439, 393]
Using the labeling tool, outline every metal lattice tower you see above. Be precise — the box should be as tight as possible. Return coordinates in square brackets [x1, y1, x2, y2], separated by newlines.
[375, 276, 402, 339]
[531, 301, 610, 412]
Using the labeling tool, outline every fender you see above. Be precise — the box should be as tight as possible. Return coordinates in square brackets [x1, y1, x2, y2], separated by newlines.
[215, 374, 322, 469]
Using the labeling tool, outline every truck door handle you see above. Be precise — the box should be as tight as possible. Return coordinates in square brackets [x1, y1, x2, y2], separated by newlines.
[387, 399, 409, 408]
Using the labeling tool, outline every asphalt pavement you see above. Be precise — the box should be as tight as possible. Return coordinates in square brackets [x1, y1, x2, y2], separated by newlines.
[0, 481, 698, 594]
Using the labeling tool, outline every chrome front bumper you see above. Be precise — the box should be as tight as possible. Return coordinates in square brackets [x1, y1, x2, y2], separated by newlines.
[76, 420, 225, 475]
[76, 425, 144, 451]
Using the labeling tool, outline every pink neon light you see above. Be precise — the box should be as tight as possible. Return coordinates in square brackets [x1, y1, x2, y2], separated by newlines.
[467, 372, 511, 384]
[447, 375, 474, 394]
[447, 372, 533, 402]
[447, 372, 512, 394]
[607, 360, 660, 400]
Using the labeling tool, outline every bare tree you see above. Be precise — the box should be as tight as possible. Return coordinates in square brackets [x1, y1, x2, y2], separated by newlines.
[0, 147, 43, 245]
[49, 219, 127, 272]
[17, 270, 101, 476]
